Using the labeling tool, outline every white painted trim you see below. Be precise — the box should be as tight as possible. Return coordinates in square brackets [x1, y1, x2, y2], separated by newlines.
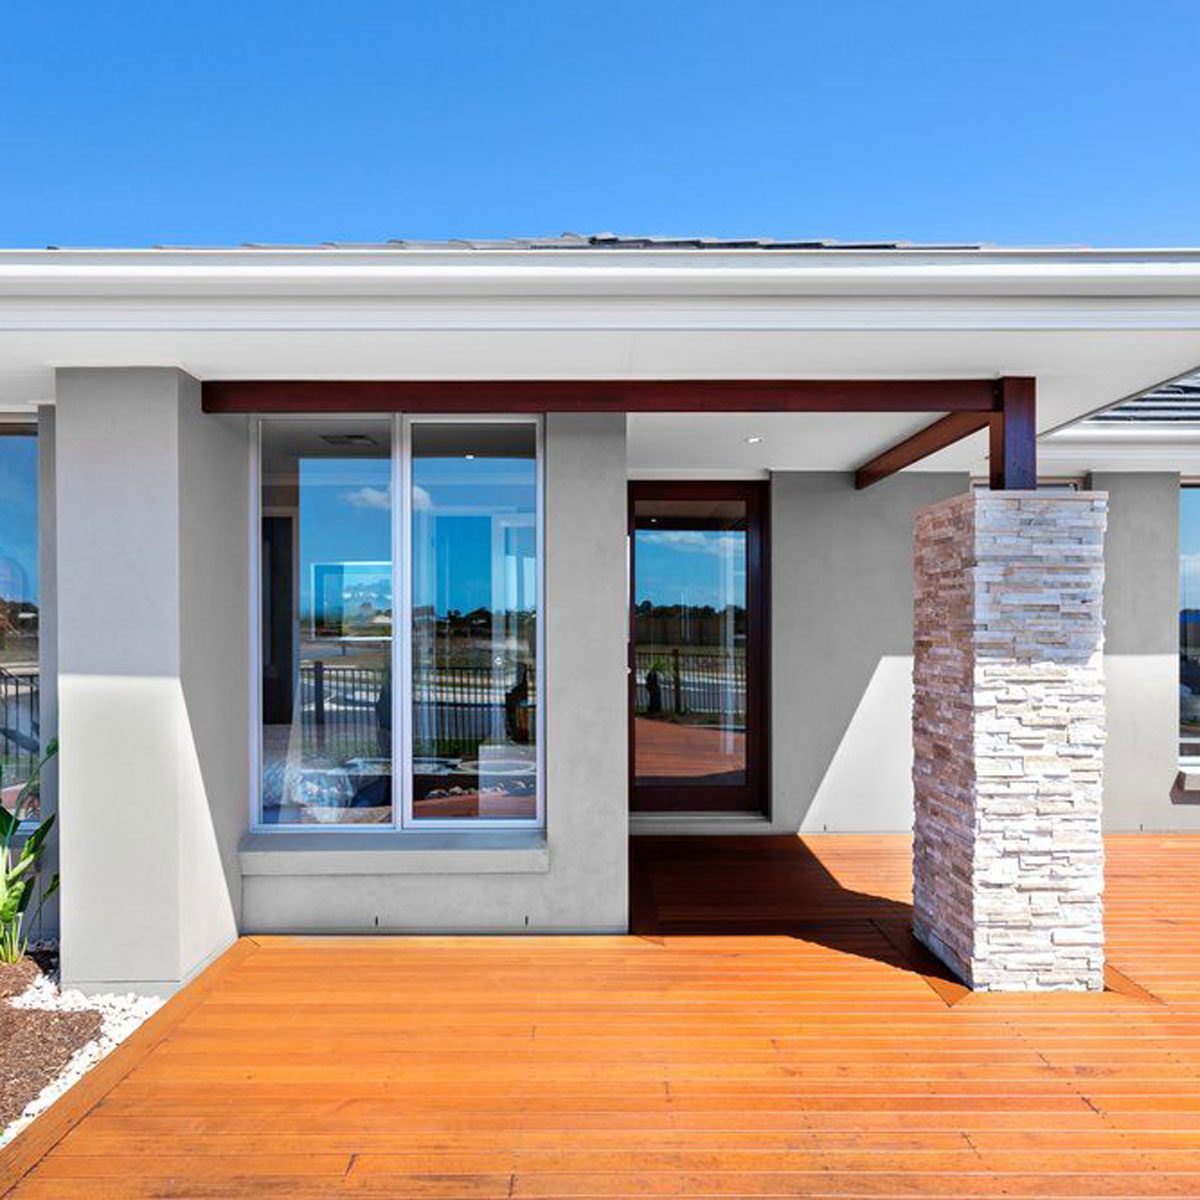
[250, 413, 403, 835]
[398, 413, 545, 832]
[6, 249, 1200, 338]
[12, 298, 1200, 337]
[247, 418, 262, 835]
[398, 415, 413, 830]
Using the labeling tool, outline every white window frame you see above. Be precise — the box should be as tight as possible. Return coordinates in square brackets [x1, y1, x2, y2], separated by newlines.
[1181, 481, 1200, 766]
[399, 413, 545, 831]
[0, 420, 43, 835]
[249, 413, 545, 833]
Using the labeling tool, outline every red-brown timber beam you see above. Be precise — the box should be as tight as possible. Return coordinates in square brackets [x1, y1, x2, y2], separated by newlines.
[854, 376, 1036, 490]
[989, 376, 1037, 490]
[201, 378, 999, 415]
[854, 412, 992, 490]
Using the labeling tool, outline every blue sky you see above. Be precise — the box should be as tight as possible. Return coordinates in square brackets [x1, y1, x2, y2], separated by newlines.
[637, 530, 746, 610]
[2, 1, 1199, 248]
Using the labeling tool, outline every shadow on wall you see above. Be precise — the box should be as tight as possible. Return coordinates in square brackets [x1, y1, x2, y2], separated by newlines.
[771, 472, 970, 835]
[799, 654, 915, 833]
[629, 834, 960, 987]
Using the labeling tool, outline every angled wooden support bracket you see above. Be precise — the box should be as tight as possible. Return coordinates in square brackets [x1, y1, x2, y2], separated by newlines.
[854, 376, 1036, 490]
[854, 412, 992, 490]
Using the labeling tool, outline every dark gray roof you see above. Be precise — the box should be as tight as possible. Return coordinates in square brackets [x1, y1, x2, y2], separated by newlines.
[1089, 375, 1200, 423]
[227, 232, 982, 252]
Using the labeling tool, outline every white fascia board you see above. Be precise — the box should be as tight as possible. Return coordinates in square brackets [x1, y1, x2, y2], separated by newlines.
[0, 248, 1200, 344]
[4, 248, 1200, 306]
[7, 296, 1200, 334]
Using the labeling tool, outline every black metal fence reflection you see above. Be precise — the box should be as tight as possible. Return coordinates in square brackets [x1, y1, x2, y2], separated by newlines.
[633, 649, 745, 723]
[0, 666, 39, 791]
[298, 661, 536, 760]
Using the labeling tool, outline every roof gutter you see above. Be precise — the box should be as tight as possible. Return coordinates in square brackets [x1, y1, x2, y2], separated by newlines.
[2, 249, 1200, 301]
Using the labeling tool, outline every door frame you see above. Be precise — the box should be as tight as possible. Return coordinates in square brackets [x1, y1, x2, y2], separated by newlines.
[628, 480, 770, 814]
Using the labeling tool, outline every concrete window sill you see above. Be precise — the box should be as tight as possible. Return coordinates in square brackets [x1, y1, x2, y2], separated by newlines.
[238, 830, 550, 876]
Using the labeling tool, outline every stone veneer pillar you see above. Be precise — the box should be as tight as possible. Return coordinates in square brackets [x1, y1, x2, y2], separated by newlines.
[912, 490, 1107, 991]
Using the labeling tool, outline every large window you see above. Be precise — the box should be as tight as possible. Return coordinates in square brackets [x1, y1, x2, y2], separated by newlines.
[0, 427, 39, 819]
[1182, 487, 1200, 760]
[255, 416, 541, 829]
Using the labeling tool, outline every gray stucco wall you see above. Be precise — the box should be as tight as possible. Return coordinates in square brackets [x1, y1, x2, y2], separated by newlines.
[240, 412, 629, 933]
[177, 383, 249, 971]
[56, 368, 245, 992]
[772, 471, 969, 833]
[1087, 472, 1188, 830]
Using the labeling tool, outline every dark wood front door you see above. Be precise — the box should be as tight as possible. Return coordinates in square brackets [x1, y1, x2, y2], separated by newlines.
[629, 481, 768, 813]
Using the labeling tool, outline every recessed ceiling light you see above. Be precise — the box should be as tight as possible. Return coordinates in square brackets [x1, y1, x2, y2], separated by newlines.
[745, 436, 763, 445]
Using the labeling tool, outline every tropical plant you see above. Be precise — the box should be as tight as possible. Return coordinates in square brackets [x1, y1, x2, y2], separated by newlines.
[0, 738, 58, 964]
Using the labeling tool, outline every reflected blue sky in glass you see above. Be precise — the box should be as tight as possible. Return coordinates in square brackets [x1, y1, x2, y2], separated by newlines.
[0, 437, 37, 606]
[298, 457, 391, 621]
[414, 457, 536, 616]
[635, 530, 746, 610]
[1183, 490, 1200, 607]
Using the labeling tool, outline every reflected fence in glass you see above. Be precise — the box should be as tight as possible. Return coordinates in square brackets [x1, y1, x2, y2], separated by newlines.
[632, 497, 749, 790]
[0, 429, 40, 818]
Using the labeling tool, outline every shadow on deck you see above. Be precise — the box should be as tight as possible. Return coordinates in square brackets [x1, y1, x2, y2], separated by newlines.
[630, 833, 967, 998]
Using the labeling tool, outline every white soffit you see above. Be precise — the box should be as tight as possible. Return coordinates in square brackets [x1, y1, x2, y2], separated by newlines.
[0, 246, 1199, 474]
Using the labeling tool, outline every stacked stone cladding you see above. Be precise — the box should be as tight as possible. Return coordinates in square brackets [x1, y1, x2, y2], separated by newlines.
[912, 490, 1107, 992]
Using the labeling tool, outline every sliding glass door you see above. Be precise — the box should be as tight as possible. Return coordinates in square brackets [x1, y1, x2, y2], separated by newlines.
[629, 481, 768, 813]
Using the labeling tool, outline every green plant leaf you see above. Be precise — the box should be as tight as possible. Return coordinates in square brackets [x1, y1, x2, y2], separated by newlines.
[13, 741, 59, 823]
[19, 813, 55, 861]
[7, 856, 35, 884]
[0, 880, 26, 924]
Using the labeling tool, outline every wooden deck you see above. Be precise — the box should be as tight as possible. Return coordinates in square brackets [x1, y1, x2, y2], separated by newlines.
[5, 834, 1200, 1197]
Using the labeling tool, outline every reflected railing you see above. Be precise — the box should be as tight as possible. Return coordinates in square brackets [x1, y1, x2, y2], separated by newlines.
[0, 665, 40, 815]
[297, 660, 537, 760]
[632, 648, 745, 726]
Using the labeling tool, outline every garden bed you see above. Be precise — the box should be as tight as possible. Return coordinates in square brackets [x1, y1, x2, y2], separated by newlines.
[0, 950, 161, 1145]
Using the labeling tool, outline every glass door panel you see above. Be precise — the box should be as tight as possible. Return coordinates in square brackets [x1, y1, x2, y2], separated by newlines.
[630, 482, 767, 813]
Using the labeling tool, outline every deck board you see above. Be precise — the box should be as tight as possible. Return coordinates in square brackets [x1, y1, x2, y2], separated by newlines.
[5, 833, 1200, 1196]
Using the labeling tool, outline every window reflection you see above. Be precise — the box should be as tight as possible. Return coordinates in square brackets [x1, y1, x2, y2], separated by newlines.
[0, 430, 39, 818]
[633, 498, 748, 787]
[1182, 487, 1200, 760]
[259, 420, 393, 825]
[410, 423, 538, 821]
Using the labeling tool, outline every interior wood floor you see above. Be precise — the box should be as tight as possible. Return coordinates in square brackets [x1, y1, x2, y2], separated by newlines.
[4, 833, 1200, 1197]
